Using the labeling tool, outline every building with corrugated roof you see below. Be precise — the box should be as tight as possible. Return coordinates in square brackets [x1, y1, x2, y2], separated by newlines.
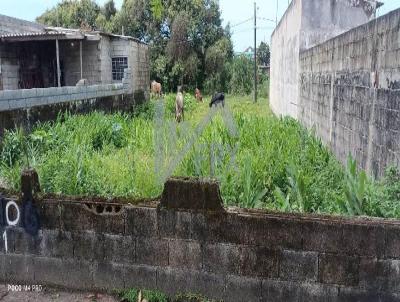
[0, 14, 149, 94]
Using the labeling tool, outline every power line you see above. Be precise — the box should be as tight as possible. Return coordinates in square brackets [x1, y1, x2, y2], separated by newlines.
[230, 17, 253, 28]
[257, 17, 276, 23]
[232, 26, 275, 34]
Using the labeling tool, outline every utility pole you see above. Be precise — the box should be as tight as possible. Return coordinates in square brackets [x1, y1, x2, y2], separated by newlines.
[254, 1, 257, 103]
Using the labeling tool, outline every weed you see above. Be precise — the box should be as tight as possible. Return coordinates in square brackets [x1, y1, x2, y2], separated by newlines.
[0, 95, 399, 218]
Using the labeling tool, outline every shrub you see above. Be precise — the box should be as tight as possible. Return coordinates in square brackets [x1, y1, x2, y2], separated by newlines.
[228, 55, 253, 95]
[0, 95, 399, 219]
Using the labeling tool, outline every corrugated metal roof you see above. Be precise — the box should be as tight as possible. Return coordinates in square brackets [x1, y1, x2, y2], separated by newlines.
[0, 25, 145, 44]
[0, 31, 64, 39]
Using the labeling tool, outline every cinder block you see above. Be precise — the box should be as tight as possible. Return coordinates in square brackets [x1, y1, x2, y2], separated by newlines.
[358, 257, 384, 291]
[3, 254, 35, 283]
[37, 202, 61, 230]
[33, 256, 65, 286]
[124, 264, 157, 290]
[225, 275, 262, 302]
[160, 177, 224, 212]
[33, 257, 93, 289]
[157, 209, 191, 239]
[136, 237, 168, 266]
[92, 210, 126, 235]
[169, 239, 201, 270]
[126, 206, 158, 237]
[261, 280, 338, 302]
[103, 234, 135, 264]
[386, 226, 400, 259]
[38, 229, 73, 259]
[279, 250, 318, 282]
[338, 287, 383, 302]
[202, 243, 240, 275]
[302, 221, 342, 254]
[319, 253, 360, 286]
[92, 262, 125, 290]
[0, 100, 10, 111]
[72, 231, 105, 262]
[203, 243, 278, 278]
[156, 267, 225, 300]
[60, 203, 95, 232]
[340, 224, 385, 258]
[12, 228, 40, 255]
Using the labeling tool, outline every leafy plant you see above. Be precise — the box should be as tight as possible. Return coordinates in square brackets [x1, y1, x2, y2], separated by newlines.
[1, 95, 398, 219]
[341, 155, 367, 216]
[274, 165, 309, 213]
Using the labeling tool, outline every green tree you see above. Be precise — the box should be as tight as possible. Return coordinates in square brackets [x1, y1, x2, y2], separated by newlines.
[102, 0, 117, 20]
[37, 0, 232, 92]
[257, 41, 270, 66]
[229, 55, 253, 95]
[37, 0, 101, 30]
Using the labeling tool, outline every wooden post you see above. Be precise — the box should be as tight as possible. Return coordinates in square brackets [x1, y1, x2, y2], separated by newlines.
[56, 39, 61, 87]
[80, 40, 83, 79]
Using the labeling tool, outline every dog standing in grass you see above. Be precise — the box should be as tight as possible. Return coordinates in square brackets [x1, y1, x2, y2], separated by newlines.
[175, 86, 184, 123]
[195, 88, 203, 102]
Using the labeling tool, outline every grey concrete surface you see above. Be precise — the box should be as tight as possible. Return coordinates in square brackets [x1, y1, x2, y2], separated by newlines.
[270, 0, 377, 118]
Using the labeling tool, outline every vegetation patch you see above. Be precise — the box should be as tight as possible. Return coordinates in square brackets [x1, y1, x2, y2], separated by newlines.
[0, 95, 399, 218]
[116, 288, 219, 302]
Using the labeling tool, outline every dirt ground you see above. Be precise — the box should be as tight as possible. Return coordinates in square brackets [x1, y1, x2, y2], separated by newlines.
[0, 285, 119, 302]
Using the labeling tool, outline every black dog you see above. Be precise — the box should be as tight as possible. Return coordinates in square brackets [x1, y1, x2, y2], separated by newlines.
[209, 92, 225, 108]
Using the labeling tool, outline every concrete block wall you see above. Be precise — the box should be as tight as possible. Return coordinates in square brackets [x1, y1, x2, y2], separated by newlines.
[110, 37, 150, 99]
[135, 41, 150, 99]
[0, 83, 136, 137]
[269, 0, 302, 118]
[270, 0, 377, 119]
[0, 83, 125, 112]
[110, 38, 132, 85]
[299, 8, 400, 177]
[100, 36, 112, 84]
[61, 40, 102, 86]
[0, 43, 19, 90]
[2, 179, 400, 301]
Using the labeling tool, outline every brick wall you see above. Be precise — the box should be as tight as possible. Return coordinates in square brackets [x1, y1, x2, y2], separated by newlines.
[299, 8, 400, 177]
[1, 178, 400, 301]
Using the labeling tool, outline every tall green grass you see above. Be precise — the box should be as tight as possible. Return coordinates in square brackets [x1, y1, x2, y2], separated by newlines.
[0, 94, 399, 218]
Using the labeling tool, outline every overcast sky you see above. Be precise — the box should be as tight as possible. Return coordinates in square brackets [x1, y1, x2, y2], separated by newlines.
[1, 0, 399, 51]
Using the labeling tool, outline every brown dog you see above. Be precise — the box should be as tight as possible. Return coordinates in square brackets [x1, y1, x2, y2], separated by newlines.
[195, 88, 203, 102]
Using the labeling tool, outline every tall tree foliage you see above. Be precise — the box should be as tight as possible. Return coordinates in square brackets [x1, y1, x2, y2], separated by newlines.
[257, 41, 270, 66]
[36, 0, 233, 93]
[37, 0, 101, 30]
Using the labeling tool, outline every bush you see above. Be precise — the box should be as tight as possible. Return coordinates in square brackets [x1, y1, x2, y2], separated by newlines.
[258, 72, 269, 99]
[228, 55, 254, 95]
[1, 96, 399, 219]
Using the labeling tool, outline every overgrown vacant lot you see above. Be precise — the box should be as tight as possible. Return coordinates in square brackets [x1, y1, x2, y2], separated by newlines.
[0, 95, 399, 218]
